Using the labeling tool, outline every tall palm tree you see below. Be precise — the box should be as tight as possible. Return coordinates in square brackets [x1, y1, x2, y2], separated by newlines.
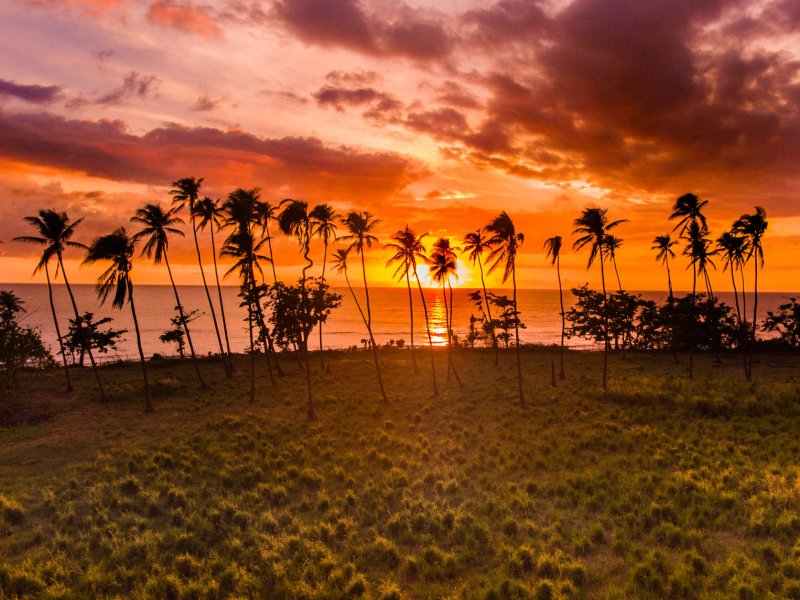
[83, 228, 152, 412]
[669, 193, 708, 295]
[170, 177, 231, 377]
[652, 234, 678, 300]
[684, 222, 716, 301]
[310, 203, 338, 369]
[428, 242, 460, 385]
[432, 238, 461, 377]
[733, 207, 768, 381]
[486, 212, 526, 405]
[194, 196, 233, 363]
[572, 207, 626, 389]
[220, 229, 269, 402]
[132, 203, 208, 390]
[255, 200, 279, 284]
[278, 199, 321, 418]
[544, 235, 566, 380]
[385, 226, 422, 372]
[15, 210, 106, 399]
[716, 231, 749, 328]
[339, 211, 388, 403]
[463, 229, 499, 365]
[604, 235, 624, 291]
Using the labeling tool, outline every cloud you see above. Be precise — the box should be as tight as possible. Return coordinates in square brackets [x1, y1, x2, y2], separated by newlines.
[146, 0, 223, 37]
[67, 72, 162, 108]
[0, 79, 63, 104]
[191, 94, 221, 111]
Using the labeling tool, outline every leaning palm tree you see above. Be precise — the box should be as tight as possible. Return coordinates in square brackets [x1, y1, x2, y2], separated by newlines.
[132, 203, 208, 390]
[83, 228, 152, 412]
[670, 193, 709, 295]
[652, 234, 678, 300]
[486, 212, 526, 405]
[385, 226, 422, 372]
[603, 235, 624, 291]
[194, 196, 233, 363]
[170, 177, 231, 377]
[278, 199, 320, 417]
[310, 203, 338, 369]
[427, 243, 459, 385]
[733, 207, 768, 381]
[463, 229, 499, 365]
[572, 207, 626, 389]
[716, 231, 749, 340]
[432, 238, 461, 374]
[15, 210, 106, 399]
[339, 211, 388, 403]
[255, 199, 279, 284]
[544, 235, 566, 380]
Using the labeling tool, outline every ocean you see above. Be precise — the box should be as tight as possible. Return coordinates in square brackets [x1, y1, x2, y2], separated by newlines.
[4, 283, 794, 362]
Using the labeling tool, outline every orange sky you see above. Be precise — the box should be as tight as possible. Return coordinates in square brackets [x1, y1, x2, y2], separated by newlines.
[1, 0, 799, 292]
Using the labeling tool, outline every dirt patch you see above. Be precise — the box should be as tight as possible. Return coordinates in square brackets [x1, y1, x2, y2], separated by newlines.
[0, 397, 54, 428]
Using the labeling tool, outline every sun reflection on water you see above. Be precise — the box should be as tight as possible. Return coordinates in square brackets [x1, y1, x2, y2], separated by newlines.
[429, 296, 448, 347]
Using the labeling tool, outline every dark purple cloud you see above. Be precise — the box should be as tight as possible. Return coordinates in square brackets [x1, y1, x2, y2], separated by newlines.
[0, 79, 63, 104]
[67, 72, 161, 109]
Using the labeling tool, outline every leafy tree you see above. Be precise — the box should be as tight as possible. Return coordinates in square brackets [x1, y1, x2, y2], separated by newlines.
[64, 312, 126, 365]
[0, 291, 52, 386]
[15, 210, 106, 399]
[83, 228, 153, 411]
[485, 292, 526, 350]
[159, 308, 200, 358]
[266, 279, 342, 356]
[132, 203, 208, 390]
[764, 298, 800, 349]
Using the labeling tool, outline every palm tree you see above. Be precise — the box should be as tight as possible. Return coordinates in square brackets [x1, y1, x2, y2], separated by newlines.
[572, 207, 626, 389]
[716, 232, 748, 328]
[463, 229, 499, 366]
[339, 211, 388, 403]
[486, 212, 526, 405]
[278, 199, 321, 418]
[603, 235, 624, 291]
[15, 210, 106, 399]
[544, 235, 566, 380]
[733, 207, 768, 381]
[432, 238, 461, 379]
[684, 222, 716, 301]
[386, 226, 422, 372]
[220, 229, 269, 402]
[427, 241, 460, 384]
[194, 196, 233, 364]
[310, 203, 338, 369]
[669, 193, 708, 295]
[255, 200, 279, 284]
[170, 177, 231, 377]
[652, 234, 678, 300]
[83, 228, 152, 412]
[132, 203, 208, 390]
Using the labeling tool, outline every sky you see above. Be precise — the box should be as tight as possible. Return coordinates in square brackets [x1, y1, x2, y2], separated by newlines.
[0, 0, 799, 291]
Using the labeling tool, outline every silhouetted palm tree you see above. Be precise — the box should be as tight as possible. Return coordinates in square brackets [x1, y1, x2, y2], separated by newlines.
[83, 228, 152, 412]
[385, 226, 421, 372]
[604, 235, 624, 291]
[310, 203, 338, 369]
[716, 231, 749, 328]
[486, 212, 525, 405]
[171, 177, 231, 377]
[544, 235, 566, 380]
[733, 206, 768, 381]
[255, 199, 279, 284]
[132, 203, 208, 390]
[220, 229, 269, 402]
[573, 207, 626, 389]
[463, 229, 499, 366]
[652, 234, 678, 300]
[278, 198, 319, 417]
[684, 222, 716, 300]
[339, 211, 388, 403]
[428, 241, 459, 385]
[194, 196, 233, 363]
[15, 210, 106, 399]
[670, 193, 708, 295]
[432, 238, 461, 379]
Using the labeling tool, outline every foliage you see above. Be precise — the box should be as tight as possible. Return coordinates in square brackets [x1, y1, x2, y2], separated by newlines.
[763, 298, 800, 348]
[64, 312, 127, 365]
[159, 308, 200, 358]
[0, 291, 52, 385]
[266, 278, 342, 352]
[466, 291, 528, 349]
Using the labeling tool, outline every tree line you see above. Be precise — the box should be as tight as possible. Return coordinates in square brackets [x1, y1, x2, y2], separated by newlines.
[0, 181, 779, 417]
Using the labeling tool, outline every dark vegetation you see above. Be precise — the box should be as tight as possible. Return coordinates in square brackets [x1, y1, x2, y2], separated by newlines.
[2, 350, 800, 598]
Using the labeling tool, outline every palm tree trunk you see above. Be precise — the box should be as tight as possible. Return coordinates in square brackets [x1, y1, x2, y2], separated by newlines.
[318, 240, 328, 370]
[666, 258, 673, 301]
[750, 258, 759, 382]
[248, 264, 277, 385]
[478, 257, 499, 366]
[191, 210, 230, 377]
[599, 245, 609, 389]
[740, 265, 749, 379]
[58, 255, 106, 401]
[164, 253, 208, 390]
[447, 280, 462, 385]
[512, 260, 524, 407]
[665, 258, 679, 364]
[556, 256, 565, 380]
[45, 262, 72, 392]
[209, 226, 233, 365]
[405, 269, 418, 371]
[266, 228, 278, 284]
[442, 282, 452, 383]
[301, 237, 315, 418]
[358, 250, 387, 403]
[246, 276, 256, 403]
[414, 268, 438, 396]
[613, 256, 622, 291]
[689, 262, 696, 380]
[128, 282, 153, 412]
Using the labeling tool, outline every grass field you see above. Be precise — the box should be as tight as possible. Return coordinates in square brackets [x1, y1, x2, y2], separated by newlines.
[2, 348, 800, 599]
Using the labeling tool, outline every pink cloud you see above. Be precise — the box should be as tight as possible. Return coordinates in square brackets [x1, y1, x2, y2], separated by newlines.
[146, 0, 223, 37]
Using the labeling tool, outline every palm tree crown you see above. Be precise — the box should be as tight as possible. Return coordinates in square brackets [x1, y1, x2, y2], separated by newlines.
[339, 211, 380, 253]
[83, 228, 137, 309]
[670, 192, 708, 235]
[170, 177, 204, 211]
[543, 235, 562, 265]
[572, 207, 626, 268]
[131, 204, 184, 263]
[386, 226, 427, 279]
[194, 196, 224, 233]
[733, 207, 768, 266]
[15, 209, 86, 271]
[652, 234, 678, 265]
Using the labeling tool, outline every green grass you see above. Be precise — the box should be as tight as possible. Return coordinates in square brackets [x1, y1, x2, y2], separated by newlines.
[2, 348, 800, 598]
